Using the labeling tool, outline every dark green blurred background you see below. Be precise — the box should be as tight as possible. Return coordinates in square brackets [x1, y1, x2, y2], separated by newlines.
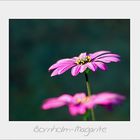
[9, 19, 130, 121]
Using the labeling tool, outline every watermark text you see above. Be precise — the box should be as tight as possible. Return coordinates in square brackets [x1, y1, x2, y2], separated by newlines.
[33, 125, 107, 136]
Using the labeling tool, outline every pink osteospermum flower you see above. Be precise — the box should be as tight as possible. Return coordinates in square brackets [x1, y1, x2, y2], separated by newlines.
[41, 92, 125, 116]
[49, 51, 120, 77]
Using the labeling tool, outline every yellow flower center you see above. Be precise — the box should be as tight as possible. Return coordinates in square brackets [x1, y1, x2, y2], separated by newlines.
[76, 56, 91, 65]
[76, 96, 90, 104]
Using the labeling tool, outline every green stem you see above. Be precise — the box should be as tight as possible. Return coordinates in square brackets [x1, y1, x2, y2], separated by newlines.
[85, 72, 95, 121]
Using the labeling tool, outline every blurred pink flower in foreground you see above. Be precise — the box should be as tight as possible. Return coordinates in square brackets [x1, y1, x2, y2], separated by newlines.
[42, 92, 125, 116]
[49, 51, 120, 77]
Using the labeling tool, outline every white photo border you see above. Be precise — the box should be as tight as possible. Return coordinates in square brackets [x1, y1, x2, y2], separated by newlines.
[0, 1, 139, 139]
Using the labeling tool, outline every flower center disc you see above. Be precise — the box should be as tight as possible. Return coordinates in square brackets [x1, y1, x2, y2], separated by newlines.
[76, 96, 90, 104]
[76, 56, 91, 65]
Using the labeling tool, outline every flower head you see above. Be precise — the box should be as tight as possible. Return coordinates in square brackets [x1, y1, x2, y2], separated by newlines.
[42, 92, 125, 116]
[49, 51, 120, 77]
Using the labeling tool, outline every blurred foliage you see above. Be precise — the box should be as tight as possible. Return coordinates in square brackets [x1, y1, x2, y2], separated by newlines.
[9, 19, 130, 121]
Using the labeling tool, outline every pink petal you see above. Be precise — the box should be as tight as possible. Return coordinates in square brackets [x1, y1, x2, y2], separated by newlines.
[93, 62, 107, 71]
[57, 63, 76, 75]
[73, 93, 86, 101]
[58, 94, 73, 103]
[51, 68, 60, 77]
[78, 105, 86, 115]
[68, 105, 79, 116]
[68, 104, 86, 116]
[93, 92, 125, 106]
[95, 53, 120, 59]
[80, 64, 88, 73]
[49, 63, 61, 71]
[79, 52, 87, 59]
[84, 95, 96, 109]
[86, 62, 96, 72]
[42, 94, 73, 110]
[42, 98, 65, 110]
[51, 64, 76, 76]
[57, 58, 76, 64]
[49, 58, 75, 71]
[95, 57, 120, 63]
[71, 65, 81, 76]
[49, 62, 74, 71]
[89, 51, 111, 59]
